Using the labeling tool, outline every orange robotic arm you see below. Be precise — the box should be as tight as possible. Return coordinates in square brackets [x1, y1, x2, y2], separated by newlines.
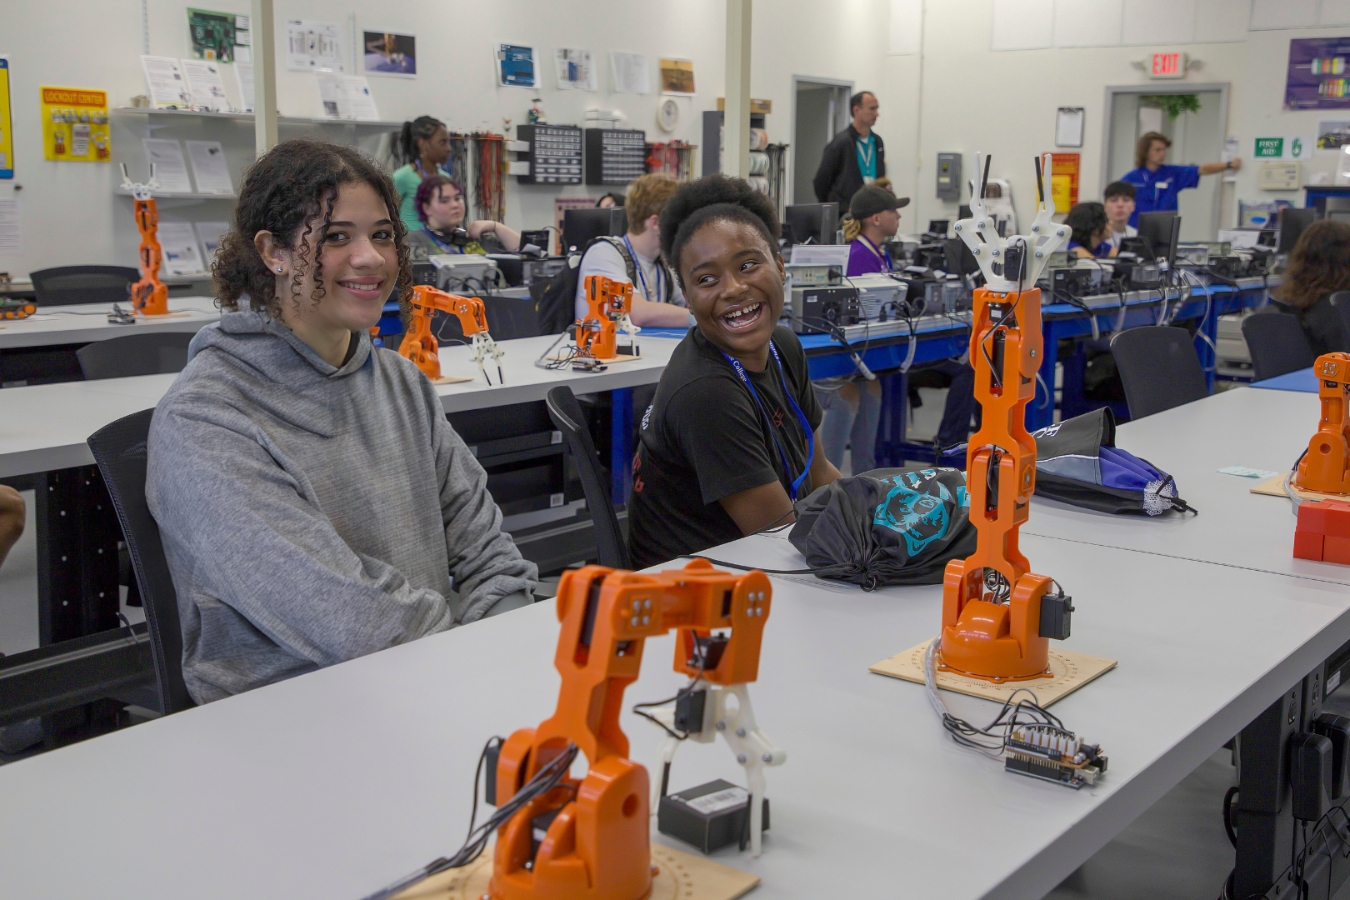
[576, 275, 634, 361]
[940, 153, 1073, 683]
[489, 559, 771, 900]
[121, 164, 169, 317]
[1295, 352, 1350, 494]
[399, 284, 504, 384]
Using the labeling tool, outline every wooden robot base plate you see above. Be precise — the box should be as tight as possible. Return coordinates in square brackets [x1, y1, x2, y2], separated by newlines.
[390, 844, 759, 900]
[870, 639, 1117, 707]
[1251, 472, 1349, 504]
[430, 374, 475, 385]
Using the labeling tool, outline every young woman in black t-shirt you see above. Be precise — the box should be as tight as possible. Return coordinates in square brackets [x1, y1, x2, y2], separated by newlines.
[627, 176, 843, 569]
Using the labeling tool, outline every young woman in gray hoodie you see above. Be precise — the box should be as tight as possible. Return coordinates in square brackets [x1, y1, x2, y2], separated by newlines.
[146, 140, 537, 704]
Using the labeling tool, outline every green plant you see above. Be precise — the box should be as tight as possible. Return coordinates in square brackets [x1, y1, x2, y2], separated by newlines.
[1140, 94, 1201, 120]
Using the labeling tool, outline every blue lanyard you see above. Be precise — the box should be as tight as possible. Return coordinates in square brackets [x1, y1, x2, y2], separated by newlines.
[623, 235, 661, 304]
[718, 341, 815, 501]
[424, 228, 463, 254]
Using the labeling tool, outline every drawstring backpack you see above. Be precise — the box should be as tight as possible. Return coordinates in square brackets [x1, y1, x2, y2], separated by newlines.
[784, 467, 977, 590]
[1031, 407, 1194, 516]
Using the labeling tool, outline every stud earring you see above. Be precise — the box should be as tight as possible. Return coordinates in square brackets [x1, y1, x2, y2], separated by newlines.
[276, 266, 283, 272]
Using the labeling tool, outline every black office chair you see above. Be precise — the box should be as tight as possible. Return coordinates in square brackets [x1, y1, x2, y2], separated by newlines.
[1242, 312, 1317, 381]
[1330, 292, 1350, 352]
[546, 385, 630, 569]
[76, 332, 194, 380]
[87, 409, 195, 714]
[1110, 326, 1208, 419]
[30, 265, 140, 306]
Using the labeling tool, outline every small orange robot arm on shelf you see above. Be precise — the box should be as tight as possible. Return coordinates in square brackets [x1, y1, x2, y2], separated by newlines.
[1296, 352, 1350, 494]
[121, 163, 169, 317]
[399, 284, 504, 384]
[576, 275, 634, 361]
[489, 559, 772, 900]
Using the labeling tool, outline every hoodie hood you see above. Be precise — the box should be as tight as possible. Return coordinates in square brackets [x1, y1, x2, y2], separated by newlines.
[187, 310, 373, 380]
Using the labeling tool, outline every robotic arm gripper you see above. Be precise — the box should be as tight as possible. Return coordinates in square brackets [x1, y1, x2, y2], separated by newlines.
[941, 153, 1073, 682]
[400, 284, 504, 384]
[577, 275, 639, 361]
[489, 559, 774, 900]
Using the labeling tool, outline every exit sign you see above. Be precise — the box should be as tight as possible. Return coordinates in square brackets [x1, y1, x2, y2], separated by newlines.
[1148, 52, 1187, 79]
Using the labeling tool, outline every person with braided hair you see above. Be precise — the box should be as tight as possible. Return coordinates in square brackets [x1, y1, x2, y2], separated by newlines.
[146, 139, 536, 703]
[627, 175, 842, 569]
[391, 115, 451, 231]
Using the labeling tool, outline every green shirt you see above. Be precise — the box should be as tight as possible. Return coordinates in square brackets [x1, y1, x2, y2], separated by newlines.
[391, 163, 450, 231]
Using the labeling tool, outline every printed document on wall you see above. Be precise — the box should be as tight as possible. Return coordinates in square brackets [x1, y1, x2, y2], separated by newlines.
[555, 48, 597, 91]
[610, 52, 650, 94]
[180, 59, 229, 111]
[141, 139, 193, 193]
[233, 63, 254, 112]
[195, 221, 229, 261]
[185, 141, 233, 194]
[140, 56, 192, 108]
[158, 221, 205, 275]
[287, 20, 345, 72]
[0, 198, 19, 251]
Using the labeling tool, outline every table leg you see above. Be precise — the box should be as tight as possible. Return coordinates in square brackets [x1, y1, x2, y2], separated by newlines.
[875, 371, 908, 467]
[610, 387, 633, 509]
[34, 466, 121, 645]
[1196, 300, 1220, 394]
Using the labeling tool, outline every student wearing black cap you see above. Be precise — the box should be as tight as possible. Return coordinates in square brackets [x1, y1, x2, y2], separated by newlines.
[843, 184, 910, 277]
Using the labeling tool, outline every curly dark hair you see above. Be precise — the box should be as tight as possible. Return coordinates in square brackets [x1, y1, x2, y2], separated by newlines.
[659, 175, 781, 287]
[1064, 201, 1108, 251]
[413, 174, 466, 228]
[212, 139, 412, 322]
[1277, 218, 1350, 311]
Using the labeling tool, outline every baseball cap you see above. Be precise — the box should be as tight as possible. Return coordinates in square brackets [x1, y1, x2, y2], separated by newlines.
[849, 184, 911, 220]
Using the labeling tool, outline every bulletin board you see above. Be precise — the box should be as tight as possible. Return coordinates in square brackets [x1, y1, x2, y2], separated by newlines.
[1050, 152, 1080, 212]
[40, 86, 110, 163]
[0, 59, 12, 178]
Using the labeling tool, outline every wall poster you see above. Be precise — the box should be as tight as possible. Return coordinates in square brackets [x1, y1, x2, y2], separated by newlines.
[1285, 37, 1350, 110]
[1050, 152, 1079, 212]
[41, 86, 110, 163]
[496, 43, 537, 87]
[187, 9, 250, 63]
[0, 59, 13, 178]
[363, 31, 416, 77]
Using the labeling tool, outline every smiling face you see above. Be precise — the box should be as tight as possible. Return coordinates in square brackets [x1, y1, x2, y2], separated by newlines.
[276, 180, 399, 335]
[423, 183, 466, 231]
[679, 217, 785, 366]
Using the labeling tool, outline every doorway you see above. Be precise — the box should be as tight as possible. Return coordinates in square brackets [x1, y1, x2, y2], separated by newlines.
[1102, 83, 1229, 241]
[792, 77, 852, 206]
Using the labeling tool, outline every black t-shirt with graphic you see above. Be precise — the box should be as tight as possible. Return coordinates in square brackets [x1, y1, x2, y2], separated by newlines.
[628, 325, 823, 570]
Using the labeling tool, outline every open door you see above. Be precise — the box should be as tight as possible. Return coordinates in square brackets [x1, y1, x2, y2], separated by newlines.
[792, 77, 852, 205]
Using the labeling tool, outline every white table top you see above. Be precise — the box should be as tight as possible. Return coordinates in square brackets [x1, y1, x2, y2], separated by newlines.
[0, 532, 1345, 900]
[1023, 387, 1346, 584]
[0, 297, 222, 349]
[0, 333, 682, 478]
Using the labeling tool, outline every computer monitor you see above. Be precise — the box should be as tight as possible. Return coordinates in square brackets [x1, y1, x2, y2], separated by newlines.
[943, 238, 979, 278]
[1323, 197, 1350, 224]
[927, 219, 950, 238]
[1136, 211, 1181, 266]
[785, 203, 840, 244]
[562, 207, 627, 253]
[1277, 207, 1317, 254]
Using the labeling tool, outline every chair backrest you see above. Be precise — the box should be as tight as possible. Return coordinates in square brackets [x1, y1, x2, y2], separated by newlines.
[1110, 326, 1208, 419]
[76, 331, 195, 380]
[30, 266, 140, 307]
[1330, 292, 1350, 353]
[546, 385, 630, 569]
[1242, 312, 1317, 381]
[87, 409, 195, 714]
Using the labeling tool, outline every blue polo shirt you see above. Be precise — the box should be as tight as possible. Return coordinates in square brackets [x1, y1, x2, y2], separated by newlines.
[1120, 164, 1200, 226]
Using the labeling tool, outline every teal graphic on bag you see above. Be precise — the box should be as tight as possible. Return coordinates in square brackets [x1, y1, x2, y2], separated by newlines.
[873, 470, 970, 556]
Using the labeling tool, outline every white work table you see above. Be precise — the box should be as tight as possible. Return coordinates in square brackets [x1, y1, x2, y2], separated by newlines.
[0, 297, 221, 349]
[0, 531, 1345, 900]
[0, 333, 682, 479]
[1024, 386, 1345, 584]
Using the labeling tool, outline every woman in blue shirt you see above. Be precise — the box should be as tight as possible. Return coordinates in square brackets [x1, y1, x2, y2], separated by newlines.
[1121, 131, 1239, 226]
[1065, 202, 1117, 259]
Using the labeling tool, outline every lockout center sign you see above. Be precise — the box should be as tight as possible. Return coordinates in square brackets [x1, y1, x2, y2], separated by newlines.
[1051, 153, 1080, 212]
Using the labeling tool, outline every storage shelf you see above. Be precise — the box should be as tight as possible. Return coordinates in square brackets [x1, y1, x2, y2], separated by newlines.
[113, 108, 401, 128]
[114, 188, 238, 200]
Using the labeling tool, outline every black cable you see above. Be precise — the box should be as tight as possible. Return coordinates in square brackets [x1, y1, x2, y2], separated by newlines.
[631, 651, 710, 741]
[1223, 785, 1239, 848]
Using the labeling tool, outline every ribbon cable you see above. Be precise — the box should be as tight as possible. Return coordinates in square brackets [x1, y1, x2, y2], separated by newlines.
[720, 341, 815, 500]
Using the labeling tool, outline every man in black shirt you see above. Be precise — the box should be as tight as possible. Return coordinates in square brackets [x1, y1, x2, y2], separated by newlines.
[813, 91, 886, 206]
[628, 176, 842, 570]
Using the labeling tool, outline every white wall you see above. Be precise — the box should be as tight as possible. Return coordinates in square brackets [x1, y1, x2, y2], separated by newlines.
[883, 0, 1350, 236]
[0, 0, 888, 278]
